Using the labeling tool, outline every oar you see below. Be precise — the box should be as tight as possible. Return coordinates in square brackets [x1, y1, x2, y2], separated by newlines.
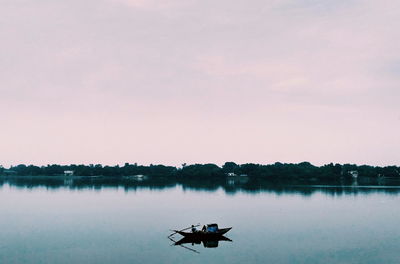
[168, 224, 200, 238]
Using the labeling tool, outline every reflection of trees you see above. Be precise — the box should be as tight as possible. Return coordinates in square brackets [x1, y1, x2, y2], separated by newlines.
[1, 176, 400, 196]
[2, 162, 400, 182]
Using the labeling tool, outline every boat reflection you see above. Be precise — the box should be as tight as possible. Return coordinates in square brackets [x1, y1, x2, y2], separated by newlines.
[169, 236, 232, 254]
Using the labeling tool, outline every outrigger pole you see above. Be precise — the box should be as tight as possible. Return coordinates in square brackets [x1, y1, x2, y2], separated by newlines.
[168, 224, 200, 238]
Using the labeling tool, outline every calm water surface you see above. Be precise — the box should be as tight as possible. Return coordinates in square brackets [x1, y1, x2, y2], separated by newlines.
[0, 178, 399, 264]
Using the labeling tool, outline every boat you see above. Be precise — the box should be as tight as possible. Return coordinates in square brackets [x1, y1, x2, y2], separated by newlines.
[174, 223, 232, 238]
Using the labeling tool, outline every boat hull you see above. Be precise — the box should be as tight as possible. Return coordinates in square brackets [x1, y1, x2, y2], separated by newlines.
[176, 227, 232, 238]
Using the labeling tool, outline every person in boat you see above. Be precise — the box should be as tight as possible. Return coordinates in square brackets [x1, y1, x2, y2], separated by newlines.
[202, 225, 206, 232]
[191, 225, 197, 233]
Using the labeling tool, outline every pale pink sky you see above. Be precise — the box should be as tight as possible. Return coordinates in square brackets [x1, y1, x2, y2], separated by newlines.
[1, 0, 400, 167]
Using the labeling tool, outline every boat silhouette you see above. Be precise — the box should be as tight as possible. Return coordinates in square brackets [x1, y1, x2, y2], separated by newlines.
[172, 223, 232, 238]
[168, 223, 233, 253]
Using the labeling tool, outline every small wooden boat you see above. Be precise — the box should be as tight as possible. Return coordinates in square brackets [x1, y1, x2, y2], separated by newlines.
[174, 224, 232, 238]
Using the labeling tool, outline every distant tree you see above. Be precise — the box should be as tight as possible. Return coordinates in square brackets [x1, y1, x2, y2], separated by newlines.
[179, 164, 223, 178]
[42, 164, 64, 175]
[222, 162, 238, 174]
[238, 163, 261, 176]
[379, 166, 400, 178]
[27, 165, 42, 175]
[93, 164, 103, 175]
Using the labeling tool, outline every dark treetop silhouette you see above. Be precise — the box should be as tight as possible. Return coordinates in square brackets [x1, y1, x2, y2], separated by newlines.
[1, 162, 399, 180]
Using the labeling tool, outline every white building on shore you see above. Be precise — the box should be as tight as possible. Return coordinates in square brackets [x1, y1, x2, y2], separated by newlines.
[64, 170, 74, 176]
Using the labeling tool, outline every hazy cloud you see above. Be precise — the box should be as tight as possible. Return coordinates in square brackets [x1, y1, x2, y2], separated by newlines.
[1, 0, 399, 167]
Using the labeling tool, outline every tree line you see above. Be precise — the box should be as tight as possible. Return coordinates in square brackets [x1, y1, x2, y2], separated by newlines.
[0, 162, 399, 180]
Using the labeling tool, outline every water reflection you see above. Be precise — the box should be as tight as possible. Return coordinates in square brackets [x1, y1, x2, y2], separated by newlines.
[169, 236, 232, 254]
[1, 176, 400, 196]
[1, 176, 399, 264]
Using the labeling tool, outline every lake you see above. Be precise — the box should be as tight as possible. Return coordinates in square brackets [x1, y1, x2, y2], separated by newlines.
[1, 176, 399, 264]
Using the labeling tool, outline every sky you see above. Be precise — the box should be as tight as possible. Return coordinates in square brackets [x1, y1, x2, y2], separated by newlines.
[1, 0, 399, 167]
